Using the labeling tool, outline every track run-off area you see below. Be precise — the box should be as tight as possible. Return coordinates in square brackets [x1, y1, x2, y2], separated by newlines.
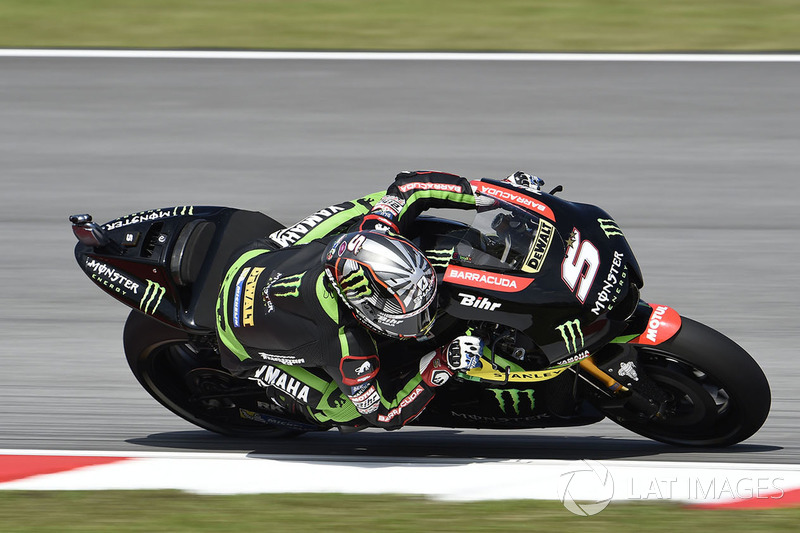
[1, 50, 798, 507]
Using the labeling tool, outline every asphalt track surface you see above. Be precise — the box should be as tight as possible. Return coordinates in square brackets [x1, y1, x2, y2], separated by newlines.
[1, 56, 797, 465]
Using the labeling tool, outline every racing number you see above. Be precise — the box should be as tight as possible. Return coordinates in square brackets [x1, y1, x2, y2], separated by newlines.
[561, 228, 599, 303]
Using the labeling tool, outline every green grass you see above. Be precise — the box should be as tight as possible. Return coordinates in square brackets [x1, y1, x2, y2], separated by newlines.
[0, 492, 798, 532]
[1, 0, 798, 51]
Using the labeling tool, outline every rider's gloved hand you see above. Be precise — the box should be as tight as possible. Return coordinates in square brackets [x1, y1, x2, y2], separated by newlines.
[419, 351, 454, 387]
[359, 194, 403, 233]
[445, 335, 484, 371]
[419, 335, 484, 387]
[504, 171, 545, 192]
[359, 214, 398, 234]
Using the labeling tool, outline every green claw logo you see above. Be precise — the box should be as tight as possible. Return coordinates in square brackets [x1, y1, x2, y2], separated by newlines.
[340, 269, 372, 299]
[598, 218, 623, 238]
[488, 388, 535, 414]
[140, 280, 166, 314]
[270, 273, 304, 298]
[557, 319, 584, 352]
[425, 248, 455, 268]
[172, 205, 194, 216]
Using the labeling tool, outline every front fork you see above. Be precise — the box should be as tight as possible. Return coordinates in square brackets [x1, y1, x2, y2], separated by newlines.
[574, 301, 682, 420]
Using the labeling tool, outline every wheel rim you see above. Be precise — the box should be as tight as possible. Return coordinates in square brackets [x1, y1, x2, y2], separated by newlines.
[613, 350, 746, 446]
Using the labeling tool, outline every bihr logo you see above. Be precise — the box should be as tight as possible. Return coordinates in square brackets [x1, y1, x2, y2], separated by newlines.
[458, 292, 501, 311]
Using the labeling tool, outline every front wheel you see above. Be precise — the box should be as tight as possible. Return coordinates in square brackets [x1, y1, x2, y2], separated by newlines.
[590, 317, 770, 447]
[123, 310, 308, 438]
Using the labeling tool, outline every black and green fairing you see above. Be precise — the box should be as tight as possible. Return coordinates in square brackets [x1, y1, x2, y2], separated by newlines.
[435, 179, 644, 366]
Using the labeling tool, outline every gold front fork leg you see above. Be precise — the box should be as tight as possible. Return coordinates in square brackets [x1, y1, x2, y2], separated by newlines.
[579, 356, 629, 395]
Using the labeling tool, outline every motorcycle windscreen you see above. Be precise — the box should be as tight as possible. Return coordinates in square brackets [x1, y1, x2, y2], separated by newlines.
[449, 200, 565, 273]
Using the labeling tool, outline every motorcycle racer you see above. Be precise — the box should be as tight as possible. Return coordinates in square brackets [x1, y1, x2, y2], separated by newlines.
[215, 171, 487, 430]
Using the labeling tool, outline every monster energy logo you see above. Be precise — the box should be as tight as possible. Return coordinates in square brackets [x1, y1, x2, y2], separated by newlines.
[172, 205, 194, 216]
[425, 248, 455, 268]
[339, 269, 372, 299]
[139, 280, 166, 314]
[270, 273, 304, 297]
[488, 388, 535, 415]
[556, 319, 584, 352]
[598, 218, 623, 238]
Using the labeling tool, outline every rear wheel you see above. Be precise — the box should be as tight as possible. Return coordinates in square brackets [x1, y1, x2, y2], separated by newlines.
[123, 310, 308, 438]
[590, 317, 770, 447]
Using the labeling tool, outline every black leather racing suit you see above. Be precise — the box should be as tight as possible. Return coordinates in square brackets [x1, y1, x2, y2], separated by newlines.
[215, 171, 476, 429]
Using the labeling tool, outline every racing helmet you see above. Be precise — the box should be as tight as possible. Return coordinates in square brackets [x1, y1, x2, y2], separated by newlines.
[323, 231, 437, 339]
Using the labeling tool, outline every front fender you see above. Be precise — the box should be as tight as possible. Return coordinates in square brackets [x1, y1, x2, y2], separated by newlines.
[612, 302, 682, 346]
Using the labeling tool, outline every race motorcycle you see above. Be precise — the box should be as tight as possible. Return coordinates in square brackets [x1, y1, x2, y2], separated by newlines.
[70, 178, 771, 447]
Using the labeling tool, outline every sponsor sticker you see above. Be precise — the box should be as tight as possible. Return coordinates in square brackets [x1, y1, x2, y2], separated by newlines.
[340, 355, 380, 386]
[465, 361, 567, 383]
[488, 388, 536, 415]
[257, 352, 306, 365]
[598, 218, 624, 238]
[269, 202, 353, 247]
[457, 292, 502, 311]
[232, 267, 250, 328]
[372, 195, 405, 217]
[139, 280, 166, 315]
[349, 385, 381, 414]
[103, 206, 193, 231]
[397, 182, 463, 193]
[522, 219, 555, 274]
[471, 181, 556, 221]
[242, 267, 265, 327]
[557, 319, 585, 353]
[251, 365, 312, 404]
[85, 257, 140, 296]
[444, 265, 533, 293]
[553, 350, 591, 367]
[618, 361, 639, 381]
[377, 384, 425, 423]
[631, 305, 681, 345]
[590, 251, 627, 316]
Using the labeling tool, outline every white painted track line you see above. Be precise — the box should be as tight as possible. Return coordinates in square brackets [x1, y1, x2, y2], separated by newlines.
[1, 49, 799, 62]
[1, 450, 799, 507]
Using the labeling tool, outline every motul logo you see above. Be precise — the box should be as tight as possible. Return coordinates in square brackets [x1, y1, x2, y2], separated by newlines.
[398, 182, 463, 193]
[458, 292, 501, 311]
[631, 304, 681, 346]
[646, 306, 670, 343]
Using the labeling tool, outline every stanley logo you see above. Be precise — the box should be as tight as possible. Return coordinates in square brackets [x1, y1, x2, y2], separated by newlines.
[598, 218, 624, 238]
[557, 319, 584, 352]
[242, 267, 265, 327]
[139, 280, 166, 315]
[488, 388, 535, 415]
[523, 219, 555, 274]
